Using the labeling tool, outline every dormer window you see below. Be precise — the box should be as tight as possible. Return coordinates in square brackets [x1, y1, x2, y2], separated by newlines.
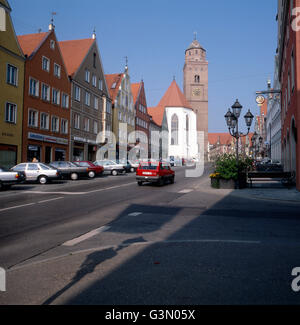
[111, 82, 117, 89]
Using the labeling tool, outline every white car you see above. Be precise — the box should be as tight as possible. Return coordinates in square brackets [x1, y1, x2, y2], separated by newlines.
[93, 160, 125, 176]
[11, 162, 61, 184]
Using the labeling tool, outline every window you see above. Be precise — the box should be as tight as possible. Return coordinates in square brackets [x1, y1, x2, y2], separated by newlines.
[28, 109, 38, 127]
[51, 116, 59, 132]
[94, 121, 98, 134]
[186, 115, 189, 145]
[111, 82, 117, 89]
[50, 40, 55, 50]
[41, 83, 50, 101]
[61, 119, 68, 134]
[94, 96, 99, 110]
[171, 114, 179, 145]
[40, 113, 49, 130]
[42, 56, 50, 72]
[288, 71, 291, 104]
[7, 64, 18, 86]
[29, 78, 39, 97]
[74, 113, 80, 129]
[106, 101, 112, 114]
[74, 85, 81, 101]
[85, 91, 91, 106]
[54, 63, 61, 78]
[52, 88, 60, 105]
[62, 93, 69, 108]
[85, 69, 90, 83]
[194, 75, 200, 83]
[83, 118, 90, 132]
[291, 51, 295, 92]
[5, 102, 17, 123]
[99, 79, 103, 91]
[92, 74, 97, 87]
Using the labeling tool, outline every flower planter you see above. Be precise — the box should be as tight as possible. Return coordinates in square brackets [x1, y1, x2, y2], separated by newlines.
[219, 178, 236, 189]
[210, 178, 220, 189]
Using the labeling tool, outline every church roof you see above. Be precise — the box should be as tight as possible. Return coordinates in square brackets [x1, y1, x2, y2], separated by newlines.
[59, 38, 95, 77]
[147, 80, 192, 126]
[186, 39, 206, 52]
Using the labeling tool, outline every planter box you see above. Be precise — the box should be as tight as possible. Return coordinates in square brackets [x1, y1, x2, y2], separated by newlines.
[210, 178, 220, 189]
[219, 178, 236, 189]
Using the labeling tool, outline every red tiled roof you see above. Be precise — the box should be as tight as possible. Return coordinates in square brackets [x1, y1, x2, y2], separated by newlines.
[59, 39, 95, 77]
[147, 80, 192, 126]
[17, 32, 50, 57]
[131, 82, 141, 104]
[105, 73, 123, 101]
[208, 133, 233, 146]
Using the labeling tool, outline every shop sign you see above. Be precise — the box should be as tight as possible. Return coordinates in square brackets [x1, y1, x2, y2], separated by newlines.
[28, 132, 68, 145]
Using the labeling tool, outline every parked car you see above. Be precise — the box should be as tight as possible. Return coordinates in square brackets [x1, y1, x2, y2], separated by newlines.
[128, 160, 140, 171]
[136, 161, 175, 186]
[50, 161, 89, 180]
[93, 160, 125, 176]
[0, 166, 26, 190]
[73, 161, 104, 178]
[11, 162, 61, 184]
[118, 159, 136, 173]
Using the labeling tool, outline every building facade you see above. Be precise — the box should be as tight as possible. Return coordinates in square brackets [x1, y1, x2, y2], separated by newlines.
[277, 0, 299, 190]
[59, 34, 111, 162]
[105, 65, 135, 160]
[18, 25, 70, 163]
[132, 81, 150, 159]
[183, 36, 208, 160]
[0, 0, 25, 168]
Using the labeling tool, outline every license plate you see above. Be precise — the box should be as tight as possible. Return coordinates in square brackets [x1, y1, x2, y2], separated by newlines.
[142, 172, 152, 175]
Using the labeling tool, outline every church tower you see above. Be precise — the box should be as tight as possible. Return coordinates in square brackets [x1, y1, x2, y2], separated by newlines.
[183, 35, 208, 159]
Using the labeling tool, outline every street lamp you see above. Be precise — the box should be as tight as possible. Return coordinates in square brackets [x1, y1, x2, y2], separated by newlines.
[224, 99, 254, 189]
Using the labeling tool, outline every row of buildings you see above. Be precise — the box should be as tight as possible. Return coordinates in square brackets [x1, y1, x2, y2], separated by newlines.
[258, 0, 299, 191]
[0, 0, 209, 169]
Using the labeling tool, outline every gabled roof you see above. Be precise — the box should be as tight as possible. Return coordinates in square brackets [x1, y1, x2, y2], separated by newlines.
[0, 0, 11, 11]
[208, 133, 233, 146]
[131, 82, 141, 104]
[59, 38, 95, 77]
[17, 32, 50, 57]
[105, 73, 122, 101]
[147, 80, 192, 126]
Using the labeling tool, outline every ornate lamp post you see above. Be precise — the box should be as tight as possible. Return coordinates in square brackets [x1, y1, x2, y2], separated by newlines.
[225, 99, 254, 188]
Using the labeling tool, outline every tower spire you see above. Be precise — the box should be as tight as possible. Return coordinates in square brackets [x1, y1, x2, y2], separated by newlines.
[193, 31, 197, 41]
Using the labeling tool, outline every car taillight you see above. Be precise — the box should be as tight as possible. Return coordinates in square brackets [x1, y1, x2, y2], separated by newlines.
[56, 172, 59, 176]
[15, 174, 19, 179]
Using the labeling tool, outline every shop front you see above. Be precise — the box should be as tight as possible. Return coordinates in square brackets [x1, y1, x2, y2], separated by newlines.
[0, 144, 18, 169]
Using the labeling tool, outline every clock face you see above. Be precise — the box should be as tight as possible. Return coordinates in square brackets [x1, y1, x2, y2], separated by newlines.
[256, 95, 265, 105]
[193, 88, 201, 96]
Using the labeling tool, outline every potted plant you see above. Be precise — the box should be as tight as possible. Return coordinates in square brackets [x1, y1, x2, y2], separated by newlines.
[210, 172, 220, 188]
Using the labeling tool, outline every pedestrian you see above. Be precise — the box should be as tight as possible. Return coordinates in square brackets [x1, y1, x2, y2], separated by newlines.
[32, 157, 38, 163]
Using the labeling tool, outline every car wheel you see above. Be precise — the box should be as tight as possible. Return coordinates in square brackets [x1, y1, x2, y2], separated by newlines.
[88, 171, 95, 178]
[70, 172, 78, 180]
[111, 170, 118, 176]
[170, 176, 175, 184]
[38, 175, 48, 185]
[157, 178, 164, 186]
[137, 181, 143, 186]
[130, 167, 135, 173]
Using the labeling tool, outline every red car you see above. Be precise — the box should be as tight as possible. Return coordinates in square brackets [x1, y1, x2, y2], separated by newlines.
[136, 161, 175, 186]
[73, 161, 104, 178]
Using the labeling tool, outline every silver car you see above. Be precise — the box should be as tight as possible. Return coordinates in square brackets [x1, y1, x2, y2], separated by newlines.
[0, 166, 26, 190]
[11, 163, 61, 184]
[93, 160, 125, 176]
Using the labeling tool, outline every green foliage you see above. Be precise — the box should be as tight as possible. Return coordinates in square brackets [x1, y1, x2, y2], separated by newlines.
[214, 154, 253, 180]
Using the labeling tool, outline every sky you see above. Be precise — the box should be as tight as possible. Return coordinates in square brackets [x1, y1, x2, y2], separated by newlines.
[9, 0, 278, 133]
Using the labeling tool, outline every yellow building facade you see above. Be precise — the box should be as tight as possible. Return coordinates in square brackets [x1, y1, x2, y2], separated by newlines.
[0, 0, 24, 168]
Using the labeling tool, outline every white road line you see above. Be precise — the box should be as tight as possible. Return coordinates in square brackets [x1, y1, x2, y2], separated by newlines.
[0, 202, 36, 212]
[128, 212, 142, 217]
[62, 226, 111, 247]
[86, 182, 136, 194]
[38, 197, 64, 204]
[179, 189, 193, 194]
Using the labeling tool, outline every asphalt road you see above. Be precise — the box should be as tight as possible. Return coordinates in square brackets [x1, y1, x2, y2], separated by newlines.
[1, 165, 300, 305]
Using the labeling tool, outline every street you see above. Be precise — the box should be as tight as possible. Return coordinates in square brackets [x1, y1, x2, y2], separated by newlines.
[0, 166, 300, 305]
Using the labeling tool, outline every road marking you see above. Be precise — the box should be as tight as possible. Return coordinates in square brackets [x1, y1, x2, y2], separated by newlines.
[62, 226, 111, 247]
[128, 212, 142, 217]
[178, 189, 193, 194]
[0, 202, 36, 212]
[86, 182, 136, 194]
[37, 197, 64, 204]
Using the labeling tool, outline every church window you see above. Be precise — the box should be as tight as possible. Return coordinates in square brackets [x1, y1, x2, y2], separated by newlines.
[194, 75, 200, 83]
[186, 115, 189, 145]
[171, 114, 179, 146]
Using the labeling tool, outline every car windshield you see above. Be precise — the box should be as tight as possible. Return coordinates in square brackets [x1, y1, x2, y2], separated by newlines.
[74, 162, 90, 167]
[139, 162, 159, 170]
[39, 163, 54, 170]
[68, 162, 78, 167]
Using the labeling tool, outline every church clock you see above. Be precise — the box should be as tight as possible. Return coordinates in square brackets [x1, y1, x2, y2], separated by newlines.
[192, 88, 201, 97]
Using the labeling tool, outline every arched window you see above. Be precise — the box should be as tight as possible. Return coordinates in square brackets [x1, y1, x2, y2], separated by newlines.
[171, 114, 179, 146]
[194, 75, 200, 83]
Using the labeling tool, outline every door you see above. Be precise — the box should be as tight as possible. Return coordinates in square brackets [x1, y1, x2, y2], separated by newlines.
[45, 147, 52, 164]
[26, 163, 40, 181]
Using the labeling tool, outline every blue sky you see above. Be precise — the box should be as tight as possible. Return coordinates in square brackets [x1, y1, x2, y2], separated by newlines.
[9, 0, 277, 132]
